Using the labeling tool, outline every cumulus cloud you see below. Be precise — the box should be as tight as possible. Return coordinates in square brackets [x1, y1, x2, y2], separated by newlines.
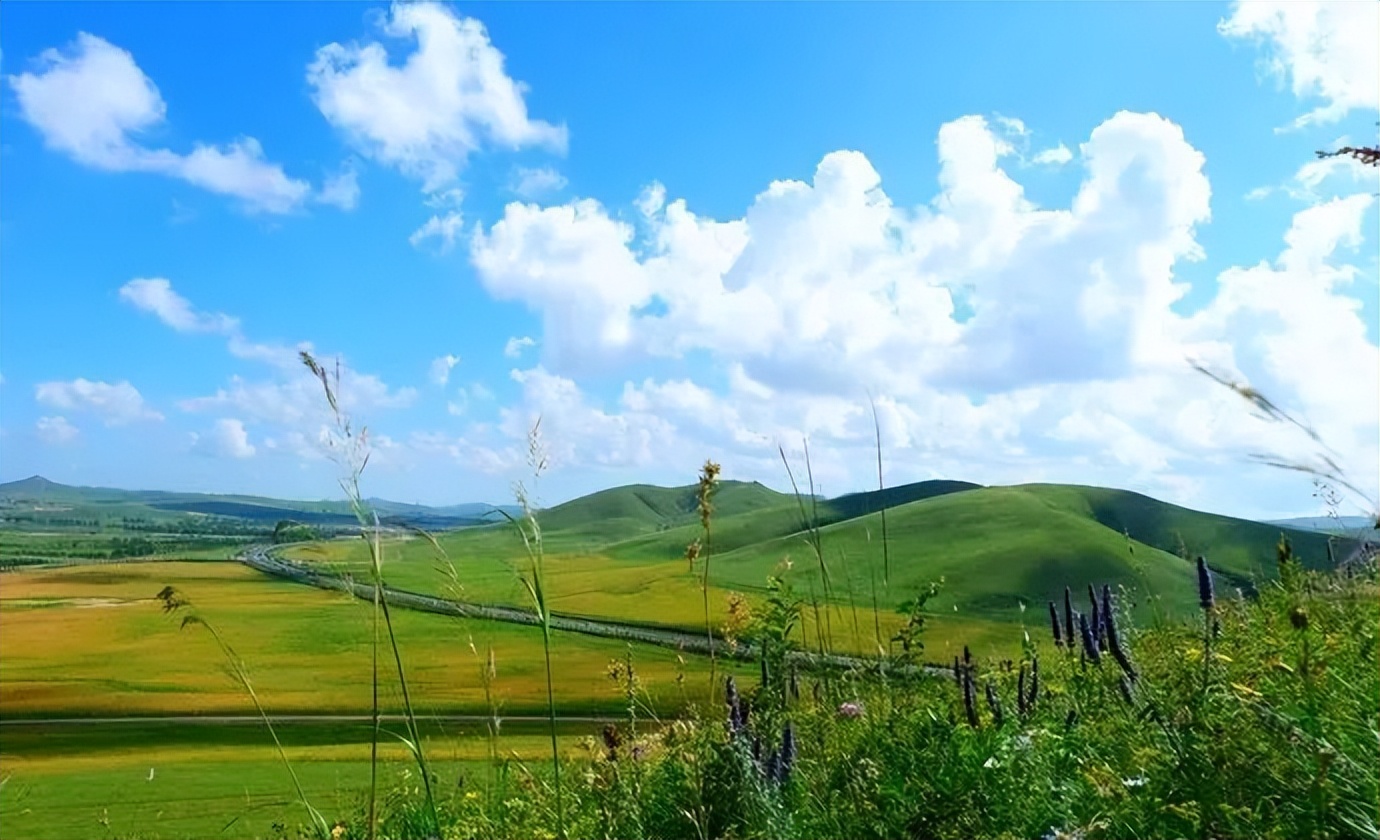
[458, 110, 1377, 518]
[471, 112, 1211, 392]
[119, 278, 415, 466]
[1219, 0, 1380, 128]
[35, 416, 79, 445]
[308, 1, 567, 195]
[429, 354, 460, 386]
[35, 379, 163, 425]
[194, 418, 256, 459]
[7, 34, 324, 213]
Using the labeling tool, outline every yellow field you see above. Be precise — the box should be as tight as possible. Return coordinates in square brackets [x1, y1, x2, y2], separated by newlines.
[282, 537, 1026, 661]
[0, 561, 751, 718]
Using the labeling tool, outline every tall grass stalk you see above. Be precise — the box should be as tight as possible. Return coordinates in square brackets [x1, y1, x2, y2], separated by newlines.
[498, 417, 566, 840]
[778, 442, 833, 655]
[156, 587, 330, 840]
[868, 395, 892, 586]
[692, 460, 722, 699]
[301, 352, 439, 839]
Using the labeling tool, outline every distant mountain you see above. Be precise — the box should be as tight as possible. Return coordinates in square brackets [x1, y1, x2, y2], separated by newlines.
[0, 476, 516, 530]
[1266, 516, 1378, 537]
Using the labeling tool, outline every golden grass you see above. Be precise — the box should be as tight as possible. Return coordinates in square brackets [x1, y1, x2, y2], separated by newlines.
[0, 561, 750, 718]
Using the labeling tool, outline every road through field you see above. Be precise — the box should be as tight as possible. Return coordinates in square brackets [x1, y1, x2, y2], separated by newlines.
[241, 545, 944, 677]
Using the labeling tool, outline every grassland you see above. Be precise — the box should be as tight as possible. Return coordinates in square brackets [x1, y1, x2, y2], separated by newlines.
[0, 562, 752, 718]
[278, 481, 1345, 662]
[0, 720, 593, 840]
[0, 472, 1364, 840]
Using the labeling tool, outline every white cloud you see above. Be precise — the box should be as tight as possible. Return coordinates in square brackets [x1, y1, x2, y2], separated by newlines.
[429, 354, 460, 386]
[199, 418, 256, 459]
[180, 368, 416, 427]
[35, 416, 79, 445]
[410, 212, 465, 252]
[504, 335, 535, 358]
[119, 278, 235, 334]
[120, 278, 302, 368]
[8, 34, 314, 213]
[35, 379, 163, 425]
[317, 163, 361, 210]
[1032, 143, 1073, 165]
[308, 1, 567, 195]
[1219, 0, 1380, 128]
[512, 166, 568, 198]
[119, 278, 415, 467]
[459, 110, 1377, 518]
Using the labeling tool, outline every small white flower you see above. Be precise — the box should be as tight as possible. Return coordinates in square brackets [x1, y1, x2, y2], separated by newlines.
[1122, 775, 1148, 788]
[982, 756, 999, 769]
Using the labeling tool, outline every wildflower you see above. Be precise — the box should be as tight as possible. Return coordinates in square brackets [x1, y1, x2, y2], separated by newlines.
[983, 756, 999, 769]
[1088, 584, 1104, 651]
[984, 680, 1005, 728]
[602, 724, 621, 762]
[962, 669, 980, 728]
[685, 539, 702, 572]
[1048, 601, 1063, 647]
[1028, 656, 1040, 711]
[1196, 556, 1215, 611]
[837, 701, 864, 719]
[765, 749, 781, 784]
[1290, 606, 1309, 631]
[1064, 587, 1075, 649]
[779, 721, 796, 785]
[1121, 775, 1147, 789]
[1079, 612, 1101, 665]
[1017, 663, 1028, 717]
[1101, 584, 1137, 679]
[725, 676, 745, 735]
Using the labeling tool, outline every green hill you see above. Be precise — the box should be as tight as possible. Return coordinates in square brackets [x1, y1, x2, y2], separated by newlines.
[1020, 484, 1343, 583]
[558, 479, 1353, 626]
[531, 480, 793, 542]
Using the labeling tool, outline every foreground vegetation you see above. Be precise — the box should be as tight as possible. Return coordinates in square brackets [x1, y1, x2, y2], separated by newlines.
[328, 549, 1378, 840]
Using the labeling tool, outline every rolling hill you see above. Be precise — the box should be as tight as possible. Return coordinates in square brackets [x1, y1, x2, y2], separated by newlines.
[0, 475, 517, 530]
[313, 476, 1359, 641]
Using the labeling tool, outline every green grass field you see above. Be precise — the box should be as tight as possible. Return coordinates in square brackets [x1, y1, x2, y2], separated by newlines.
[0, 475, 1359, 839]
[278, 481, 1342, 663]
[0, 720, 594, 840]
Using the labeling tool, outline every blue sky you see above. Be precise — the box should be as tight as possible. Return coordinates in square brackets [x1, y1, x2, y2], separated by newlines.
[1, 1, 1376, 520]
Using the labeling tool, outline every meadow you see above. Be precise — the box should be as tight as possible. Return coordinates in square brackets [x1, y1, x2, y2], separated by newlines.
[0, 443, 1373, 839]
